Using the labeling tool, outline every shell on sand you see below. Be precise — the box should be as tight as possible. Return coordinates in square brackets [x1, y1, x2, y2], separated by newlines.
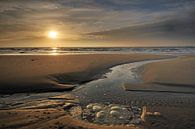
[111, 106, 121, 111]
[110, 110, 120, 117]
[80, 103, 146, 125]
[92, 105, 102, 112]
[96, 111, 106, 118]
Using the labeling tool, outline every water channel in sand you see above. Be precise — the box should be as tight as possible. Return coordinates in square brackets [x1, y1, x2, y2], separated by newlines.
[1, 57, 194, 109]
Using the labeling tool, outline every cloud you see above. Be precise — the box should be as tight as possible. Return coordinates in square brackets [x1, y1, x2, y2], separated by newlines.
[0, 0, 195, 46]
[87, 10, 195, 39]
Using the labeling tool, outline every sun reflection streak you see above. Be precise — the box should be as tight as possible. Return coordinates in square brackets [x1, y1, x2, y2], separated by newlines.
[50, 47, 58, 55]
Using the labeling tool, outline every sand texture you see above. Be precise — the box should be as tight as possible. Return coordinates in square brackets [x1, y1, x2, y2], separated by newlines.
[0, 54, 194, 129]
[0, 54, 167, 93]
[142, 55, 195, 85]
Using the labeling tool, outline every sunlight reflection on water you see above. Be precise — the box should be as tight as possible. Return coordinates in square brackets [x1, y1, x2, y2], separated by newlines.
[50, 47, 58, 55]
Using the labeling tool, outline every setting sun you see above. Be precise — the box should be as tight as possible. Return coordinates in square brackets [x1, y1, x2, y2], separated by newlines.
[48, 31, 58, 39]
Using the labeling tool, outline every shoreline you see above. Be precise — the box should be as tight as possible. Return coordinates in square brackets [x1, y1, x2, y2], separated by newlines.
[0, 54, 169, 94]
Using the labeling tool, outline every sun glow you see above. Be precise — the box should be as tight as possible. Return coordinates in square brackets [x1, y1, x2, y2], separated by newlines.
[48, 31, 58, 39]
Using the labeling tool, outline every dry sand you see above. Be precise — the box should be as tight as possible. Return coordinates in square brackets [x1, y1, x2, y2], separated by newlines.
[0, 54, 167, 94]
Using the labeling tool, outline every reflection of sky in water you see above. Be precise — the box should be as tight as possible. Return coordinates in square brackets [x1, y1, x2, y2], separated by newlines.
[73, 58, 176, 105]
[0, 58, 194, 109]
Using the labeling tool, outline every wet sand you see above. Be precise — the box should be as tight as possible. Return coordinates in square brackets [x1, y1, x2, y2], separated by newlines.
[142, 55, 195, 85]
[0, 93, 140, 129]
[123, 55, 195, 129]
[0, 54, 167, 94]
[0, 109, 138, 129]
[124, 55, 195, 94]
[0, 54, 195, 129]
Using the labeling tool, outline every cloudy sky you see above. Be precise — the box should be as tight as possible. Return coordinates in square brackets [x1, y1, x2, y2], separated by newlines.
[0, 0, 194, 47]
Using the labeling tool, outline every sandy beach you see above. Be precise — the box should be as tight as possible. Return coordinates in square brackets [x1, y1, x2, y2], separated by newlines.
[124, 56, 195, 95]
[0, 54, 167, 94]
[122, 55, 195, 129]
[142, 55, 195, 85]
[1, 0, 194, 128]
[0, 54, 194, 129]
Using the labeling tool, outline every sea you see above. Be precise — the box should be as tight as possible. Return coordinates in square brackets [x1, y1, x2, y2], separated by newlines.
[0, 46, 195, 55]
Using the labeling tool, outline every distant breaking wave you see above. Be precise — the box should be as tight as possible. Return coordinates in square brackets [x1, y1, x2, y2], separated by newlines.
[0, 47, 195, 55]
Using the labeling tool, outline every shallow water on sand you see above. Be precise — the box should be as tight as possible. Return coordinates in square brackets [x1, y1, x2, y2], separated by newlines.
[1, 58, 195, 109]
[73, 58, 195, 107]
[0, 59, 164, 109]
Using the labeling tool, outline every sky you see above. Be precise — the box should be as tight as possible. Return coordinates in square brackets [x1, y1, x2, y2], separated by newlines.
[0, 0, 195, 47]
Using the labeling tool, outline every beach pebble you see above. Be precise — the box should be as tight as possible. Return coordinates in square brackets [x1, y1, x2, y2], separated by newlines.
[122, 107, 129, 112]
[119, 116, 125, 119]
[110, 110, 120, 117]
[154, 112, 161, 116]
[63, 103, 75, 110]
[86, 104, 93, 109]
[96, 111, 106, 118]
[72, 103, 145, 125]
[146, 112, 153, 115]
[111, 106, 121, 111]
[92, 105, 102, 112]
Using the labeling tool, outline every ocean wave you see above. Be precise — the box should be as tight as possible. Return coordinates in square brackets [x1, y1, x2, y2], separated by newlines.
[0, 47, 195, 55]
